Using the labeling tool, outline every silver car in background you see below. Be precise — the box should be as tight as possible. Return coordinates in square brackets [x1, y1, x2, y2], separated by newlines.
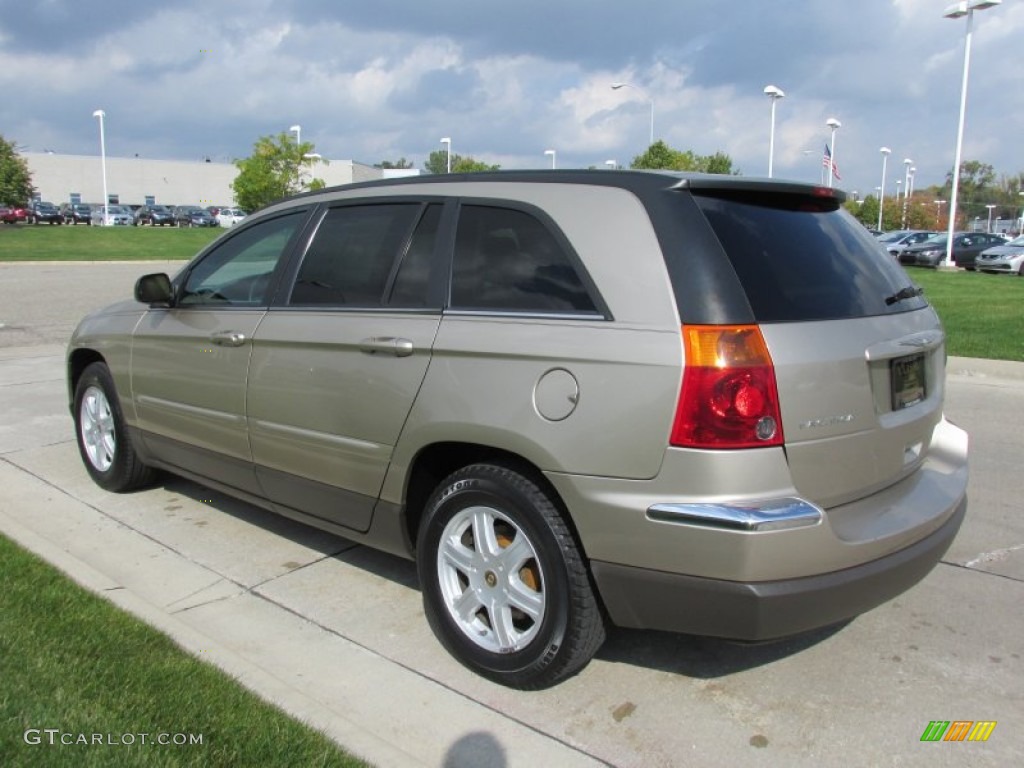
[90, 205, 133, 226]
[67, 171, 968, 689]
[976, 234, 1024, 275]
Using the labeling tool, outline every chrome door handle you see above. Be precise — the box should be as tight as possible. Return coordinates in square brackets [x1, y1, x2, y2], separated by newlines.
[210, 331, 247, 347]
[359, 336, 414, 357]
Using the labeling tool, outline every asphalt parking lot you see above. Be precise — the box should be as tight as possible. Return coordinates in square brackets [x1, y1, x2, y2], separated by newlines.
[0, 261, 1021, 767]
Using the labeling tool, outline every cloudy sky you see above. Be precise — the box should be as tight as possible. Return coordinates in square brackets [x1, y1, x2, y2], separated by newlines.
[3, 0, 1022, 198]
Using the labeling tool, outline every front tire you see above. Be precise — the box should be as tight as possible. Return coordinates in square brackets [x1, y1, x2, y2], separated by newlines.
[74, 362, 155, 492]
[417, 463, 605, 689]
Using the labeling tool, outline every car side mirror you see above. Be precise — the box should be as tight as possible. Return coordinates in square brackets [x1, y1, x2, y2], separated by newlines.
[135, 273, 174, 305]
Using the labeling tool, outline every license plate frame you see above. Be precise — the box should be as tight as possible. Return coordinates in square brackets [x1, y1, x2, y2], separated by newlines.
[891, 353, 926, 410]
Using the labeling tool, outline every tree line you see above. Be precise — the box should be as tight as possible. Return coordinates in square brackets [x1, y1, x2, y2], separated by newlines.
[4, 131, 1019, 228]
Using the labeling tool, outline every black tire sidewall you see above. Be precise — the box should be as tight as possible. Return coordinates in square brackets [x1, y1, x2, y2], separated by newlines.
[418, 468, 574, 682]
[73, 362, 141, 492]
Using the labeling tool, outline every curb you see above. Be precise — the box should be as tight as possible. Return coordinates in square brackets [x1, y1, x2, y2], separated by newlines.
[947, 355, 1024, 382]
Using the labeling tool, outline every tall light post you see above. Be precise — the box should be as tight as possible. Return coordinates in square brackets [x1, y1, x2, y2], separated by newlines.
[985, 204, 996, 232]
[440, 137, 451, 173]
[611, 82, 654, 147]
[896, 179, 902, 201]
[942, 0, 1002, 266]
[878, 147, 891, 232]
[826, 118, 841, 188]
[1019, 191, 1024, 235]
[934, 199, 947, 227]
[289, 124, 301, 146]
[544, 149, 556, 169]
[763, 85, 784, 178]
[901, 158, 913, 228]
[92, 110, 108, 224]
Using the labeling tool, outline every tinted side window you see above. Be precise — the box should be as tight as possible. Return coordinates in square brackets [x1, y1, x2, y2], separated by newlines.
[289, 204, 421, 307]
[450, 205, 597, 313]
[179, 212, 303, 307]
[693, 192, 927, 322]
[387, 204, 441, 308]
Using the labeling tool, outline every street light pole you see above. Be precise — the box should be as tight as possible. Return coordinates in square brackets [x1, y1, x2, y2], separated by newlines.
[440, 137, 451, 173]
[986, 204, 996, 232]
[826, 118, 841, 188]
[764, 85, 784, 178]
[544, 149, 556, 169]
[878, 147, 891, 231]
[92, 110, 108, 224]
[942, 0, 1002, 267]
[289, 124, 301, 146]
[901, 158, 913, 228]
[611, 83, 654, 147]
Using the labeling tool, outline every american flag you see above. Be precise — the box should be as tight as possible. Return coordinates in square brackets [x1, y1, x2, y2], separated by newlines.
[823, 144, 841, 181]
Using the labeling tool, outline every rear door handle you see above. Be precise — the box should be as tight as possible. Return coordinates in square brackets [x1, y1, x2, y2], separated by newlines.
[359, 336, 414, 357]
[210, 331, 247, 347]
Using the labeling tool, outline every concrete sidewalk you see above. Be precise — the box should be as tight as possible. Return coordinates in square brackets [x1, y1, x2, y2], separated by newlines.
[0, 345, 605, 768]
[0, 337, 1021, 766]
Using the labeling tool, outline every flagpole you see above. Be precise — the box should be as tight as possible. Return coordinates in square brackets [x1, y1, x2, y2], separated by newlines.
[826, 118, 841, 188]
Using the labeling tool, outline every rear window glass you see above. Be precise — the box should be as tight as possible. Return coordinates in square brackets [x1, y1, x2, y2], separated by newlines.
[693, 192, 927, 322]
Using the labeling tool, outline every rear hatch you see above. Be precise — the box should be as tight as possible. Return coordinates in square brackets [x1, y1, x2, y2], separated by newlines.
[687, 184, 942, 508]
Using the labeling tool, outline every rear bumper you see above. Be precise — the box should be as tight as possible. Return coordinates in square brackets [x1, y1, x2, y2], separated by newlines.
[592, 495, 965, 640]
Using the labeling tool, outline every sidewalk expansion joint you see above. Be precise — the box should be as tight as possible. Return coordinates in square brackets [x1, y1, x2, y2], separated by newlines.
[941, 557, 1024, 584]
[248, 586, 612, 767]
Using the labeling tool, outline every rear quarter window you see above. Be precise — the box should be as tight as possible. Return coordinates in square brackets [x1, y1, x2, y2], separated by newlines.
[693, 192, 926, 322]
[450, 204, 600, 315]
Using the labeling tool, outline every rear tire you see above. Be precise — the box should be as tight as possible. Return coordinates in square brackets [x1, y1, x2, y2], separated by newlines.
[417, 463, 605, 689]
[73, 362, 156, 492]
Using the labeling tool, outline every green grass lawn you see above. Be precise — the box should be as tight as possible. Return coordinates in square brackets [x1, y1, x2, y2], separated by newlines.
[0, 534, 370, 768]
[0, 224, 220, 261]
[908, 268, 1024, 361]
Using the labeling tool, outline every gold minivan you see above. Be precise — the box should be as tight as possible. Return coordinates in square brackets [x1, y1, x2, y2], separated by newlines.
[69, 171, 968, 688]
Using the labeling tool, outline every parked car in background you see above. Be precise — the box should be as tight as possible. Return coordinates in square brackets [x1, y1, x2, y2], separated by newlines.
[899, 231, 1006, 269]
[216, 207, 247, 227]
[67, 170, 967, 689]
[1, 205, 29, 224]
[976, 234, 1024, 275]
[134, 205, 175, 226]
[60, 203, 94, 225]
[91, 205, 133, 226]
[28, 201, 64, 225]
[876, 230, 936, 258]
[174, 205, 218, 227]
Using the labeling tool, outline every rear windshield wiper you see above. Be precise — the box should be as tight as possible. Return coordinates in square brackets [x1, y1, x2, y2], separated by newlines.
[885, 285, 924, 305]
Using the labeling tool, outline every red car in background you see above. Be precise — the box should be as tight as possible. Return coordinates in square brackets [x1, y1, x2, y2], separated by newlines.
[1, 204, 30, 224]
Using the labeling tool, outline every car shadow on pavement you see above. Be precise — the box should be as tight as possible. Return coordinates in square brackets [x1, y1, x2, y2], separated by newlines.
[158, 475, 360, 560]
[597, 621, 850, 678]
[156, 474, 848, 679]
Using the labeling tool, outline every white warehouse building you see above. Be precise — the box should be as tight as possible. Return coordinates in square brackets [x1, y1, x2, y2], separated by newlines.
[22, 152, 411, 209]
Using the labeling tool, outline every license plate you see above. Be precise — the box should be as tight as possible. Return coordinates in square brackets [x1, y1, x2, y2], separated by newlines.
[891, 353, 926, 410]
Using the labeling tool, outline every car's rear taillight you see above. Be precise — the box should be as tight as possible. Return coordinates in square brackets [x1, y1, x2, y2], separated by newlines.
[671, 324, 784, 449]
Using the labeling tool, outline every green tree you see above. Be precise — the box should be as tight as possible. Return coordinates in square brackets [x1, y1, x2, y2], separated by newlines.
[423, 150, 500, 175]
[0, 135, 35, 205]
[375, 158, 414, 169]
[231, 132, 327, 212]
[629, 140, 735, 174]
[847, 195, 907, 231]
